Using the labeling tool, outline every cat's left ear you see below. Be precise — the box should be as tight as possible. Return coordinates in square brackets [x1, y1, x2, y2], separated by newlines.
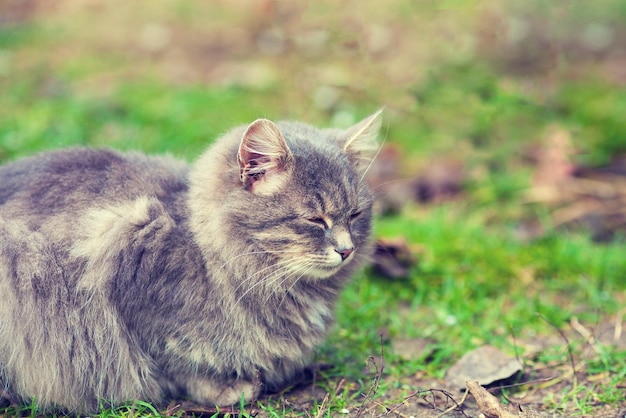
[238, 119, 294, 195]
[341, 108, 383, 170]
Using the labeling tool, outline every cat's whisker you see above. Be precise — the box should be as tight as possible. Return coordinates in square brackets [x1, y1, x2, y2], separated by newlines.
[369, 176, 417, 192]
[264, 269, 306, 305]
[261, 256, 321, 304]
[226, 264, 294, 309]
[230, 259, 306, 309]
[299, 254, 344, 266]
[224, 250, 333, 305]
[270, 260, 314, 294]
[227, 258, 292, 295]
[257, 262, 303, 293]
[233, 269, 294, 310]
[275, 264, 317, 310]
[263, 257, 316, 290]
[219, 251, 309, 303]
[215, 249, 302, 272]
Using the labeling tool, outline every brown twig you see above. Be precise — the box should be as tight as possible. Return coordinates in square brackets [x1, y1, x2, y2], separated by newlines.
[436, 387, 469, 418]
[354, 333, 386, 418]
[570, 316, 603, 356]
[509, 324, 525, 372]
[537, 313, 578, 389]
[466, 381, 518, 418]
[313, 392, 330, 418]
[383, 388, 470, 417]
[164, 402, 181, 417]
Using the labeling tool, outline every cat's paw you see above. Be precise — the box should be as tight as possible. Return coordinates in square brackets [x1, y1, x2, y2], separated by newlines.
[186, 378, 260, 406]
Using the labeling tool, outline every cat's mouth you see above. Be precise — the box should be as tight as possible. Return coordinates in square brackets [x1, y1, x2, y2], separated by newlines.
[284, 249, 355, 279]
[306, 257, 353, 279]
[306, 266, 342, 279]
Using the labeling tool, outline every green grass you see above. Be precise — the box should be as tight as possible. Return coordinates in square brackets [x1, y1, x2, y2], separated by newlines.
[325, 208, 626, 367]
[0, 78, 273, 162]
[2, 2, 626, 416]
[2, 78, 625, 416]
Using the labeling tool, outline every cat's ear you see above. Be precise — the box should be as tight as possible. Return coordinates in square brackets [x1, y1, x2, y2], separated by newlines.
[341, 108, 383, 169]
[238, 118, 294, 195]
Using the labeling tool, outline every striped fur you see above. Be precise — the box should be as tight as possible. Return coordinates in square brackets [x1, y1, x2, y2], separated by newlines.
[0, 111, 382, 413]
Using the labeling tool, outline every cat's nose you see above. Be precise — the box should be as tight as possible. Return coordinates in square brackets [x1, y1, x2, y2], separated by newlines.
[335, 247, 354, 261]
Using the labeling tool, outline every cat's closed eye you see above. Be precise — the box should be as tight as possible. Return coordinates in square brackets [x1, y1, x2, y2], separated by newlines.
[306, 217, 328, 228]
[350, 211, 362, 221]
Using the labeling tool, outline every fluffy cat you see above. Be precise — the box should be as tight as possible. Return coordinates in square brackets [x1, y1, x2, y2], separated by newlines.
[0, 109, 382, 413]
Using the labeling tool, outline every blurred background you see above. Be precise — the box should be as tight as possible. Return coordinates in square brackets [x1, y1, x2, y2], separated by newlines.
[1, 0, 625, 240]
[1, 1, 626, 415]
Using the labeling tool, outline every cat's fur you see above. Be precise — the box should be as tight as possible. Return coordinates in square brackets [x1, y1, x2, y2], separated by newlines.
[0, 110, 382, 413]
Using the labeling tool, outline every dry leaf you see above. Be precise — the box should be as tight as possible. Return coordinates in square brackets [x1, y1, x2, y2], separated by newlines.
[413, 158, 465, 204]
[467, 381, 549, 418]
[445, 345, 523, 389]
[371, 237, 418, 279]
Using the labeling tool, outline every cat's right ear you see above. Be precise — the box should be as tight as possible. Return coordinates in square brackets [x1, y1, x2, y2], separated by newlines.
[341, 108, 383, 171]
[238, 119, 294, 196]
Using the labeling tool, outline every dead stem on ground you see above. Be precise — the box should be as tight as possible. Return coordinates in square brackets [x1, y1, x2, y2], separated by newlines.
[354, 333, 386, 417]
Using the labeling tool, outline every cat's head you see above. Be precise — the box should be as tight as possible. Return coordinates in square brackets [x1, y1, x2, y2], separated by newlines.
[190, 109, 383, 283]
[228, 109, 383, 280]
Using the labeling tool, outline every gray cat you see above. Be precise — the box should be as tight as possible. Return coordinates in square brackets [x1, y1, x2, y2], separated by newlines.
[0, 109, 382, 413]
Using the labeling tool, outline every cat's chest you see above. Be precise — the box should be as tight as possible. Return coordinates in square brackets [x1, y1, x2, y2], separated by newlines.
[164, 294, 333, 368]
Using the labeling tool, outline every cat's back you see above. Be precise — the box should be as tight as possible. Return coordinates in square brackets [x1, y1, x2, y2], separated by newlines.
[0, 147, 189, 219]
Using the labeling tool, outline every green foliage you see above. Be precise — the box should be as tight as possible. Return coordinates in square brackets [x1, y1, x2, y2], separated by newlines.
[407, 61, 626, 208]
[0, 23, 41, 49]
[552, 80, 626, 166]
[0, 78, 269, 162]
[410, 62, 550, 154]
[326, 209, 626, 366]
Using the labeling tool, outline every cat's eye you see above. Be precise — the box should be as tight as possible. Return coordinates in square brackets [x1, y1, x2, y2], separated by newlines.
[307, 217, 328, 228]
[350, 211, 362, 221]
